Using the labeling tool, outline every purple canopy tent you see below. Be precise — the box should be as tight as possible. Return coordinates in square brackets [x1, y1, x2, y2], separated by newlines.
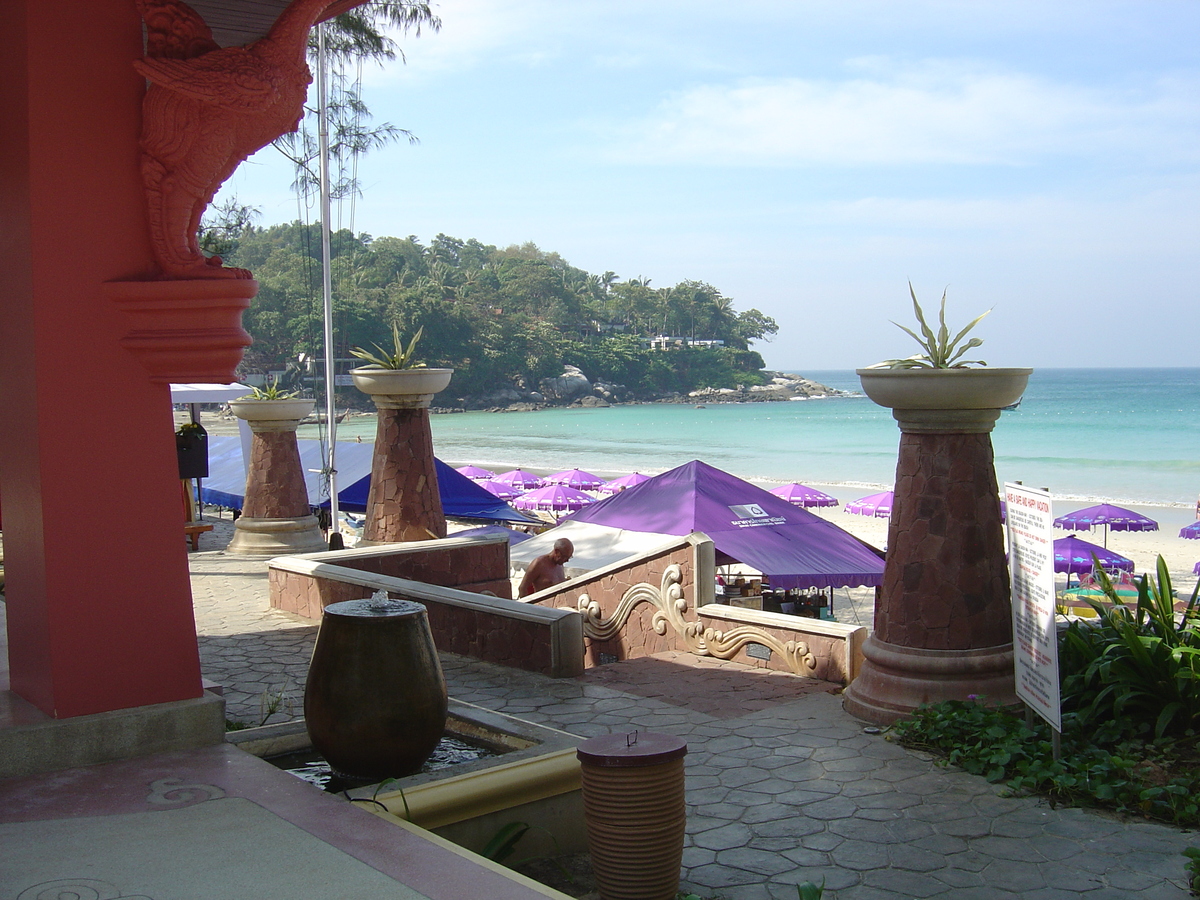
[769, 482, 839, 508]
[451, 524, 533, 545]
[844, 490, 894, 518]
[493, 468, 545, 491]
[598, 471, 652, 494]
[545, 468, 605, 491]
[1053, 534, 1134, 581]
[455, 464, 497, 481]
[513, 484, 596, 515]
[1053, 503, 1158, 547]
[1180, 521, 1200, 540]
[562, 459, 885, 590]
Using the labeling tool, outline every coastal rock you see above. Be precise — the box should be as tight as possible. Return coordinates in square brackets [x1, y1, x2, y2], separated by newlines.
[575, 395, 610, 408]
[539, 365, 591, 401]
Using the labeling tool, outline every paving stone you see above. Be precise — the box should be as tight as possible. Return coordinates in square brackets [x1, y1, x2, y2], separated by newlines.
[972, 834, 1051, 863]
[980, 857, 1047, 891]
[685, 862, 764, 888]
[716, 846, 797, 876]
[774, 865, 859, 892]
[801, 797, 859, 821]
[860, 868, 950, 897]
[887, 845, 946, 873]
[739, 801, 807, 826]
[691, 822, 755, 851]
[750, 817, 825, 839]
[798, 832, 844, 852]
[826, 818, 895, 843]
[828, 840, 890, 871]
[912, 833, 968, 855]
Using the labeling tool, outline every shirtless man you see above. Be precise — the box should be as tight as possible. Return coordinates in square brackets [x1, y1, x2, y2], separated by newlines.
[518, 538, 574, 598]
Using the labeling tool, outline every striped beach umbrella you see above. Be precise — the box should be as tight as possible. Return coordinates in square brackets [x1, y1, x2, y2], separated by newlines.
[455, 464, 497, 481]
[476, 479, 525, 501]
[512, 484, 596, 514]
[493, 468, 545, 491]
[1053, 503, 1158, 547]
[770, 482, 839, 508]
[844, 490, 893, 518]
[598, 472, 652, 494]
[545, 468, 605, 491]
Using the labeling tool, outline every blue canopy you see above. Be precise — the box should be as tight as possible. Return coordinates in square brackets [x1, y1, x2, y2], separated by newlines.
[199, 436, 531, 523]
[562, 459, 885, 590]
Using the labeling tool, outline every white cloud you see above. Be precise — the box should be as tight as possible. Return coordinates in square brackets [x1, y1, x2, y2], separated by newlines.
[598, 61, 1200, 168]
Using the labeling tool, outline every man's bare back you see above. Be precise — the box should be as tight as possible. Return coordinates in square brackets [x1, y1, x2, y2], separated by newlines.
[518, 538, 574, 598]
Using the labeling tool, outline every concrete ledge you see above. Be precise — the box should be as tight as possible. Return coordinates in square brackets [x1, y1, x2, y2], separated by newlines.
[0, 690, 226, 780]
[268, 555, 585, 677]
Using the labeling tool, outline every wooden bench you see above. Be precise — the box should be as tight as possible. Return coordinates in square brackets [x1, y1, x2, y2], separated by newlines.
[184, 521, 214, 551]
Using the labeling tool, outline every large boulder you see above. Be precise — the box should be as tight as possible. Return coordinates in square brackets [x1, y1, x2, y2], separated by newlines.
[539, 365, 592, 401]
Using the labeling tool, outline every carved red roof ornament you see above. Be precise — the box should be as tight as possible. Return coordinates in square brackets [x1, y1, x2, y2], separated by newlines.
[133, 0, 365, 279]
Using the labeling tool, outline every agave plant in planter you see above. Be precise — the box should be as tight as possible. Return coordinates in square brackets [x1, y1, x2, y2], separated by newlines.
[228, 379, 315, 424]
[857, 283, 1030, 413]
[349, 324, 453, 401]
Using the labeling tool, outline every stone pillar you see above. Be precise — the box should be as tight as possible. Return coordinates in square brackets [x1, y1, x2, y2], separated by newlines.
[227, 399, 327, 555]
[362, 404, 447, 544]
[843, 369, 1030, 724]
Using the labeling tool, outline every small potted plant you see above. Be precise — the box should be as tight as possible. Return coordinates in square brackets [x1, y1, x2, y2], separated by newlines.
[349, 324, 453, 402]
[228, 379, 315, 424]
[857, 283, 1030, 411]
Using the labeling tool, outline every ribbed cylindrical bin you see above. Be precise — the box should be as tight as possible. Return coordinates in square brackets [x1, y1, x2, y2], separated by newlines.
[305, 597, 448, 780]
[577, 732, 687, 900]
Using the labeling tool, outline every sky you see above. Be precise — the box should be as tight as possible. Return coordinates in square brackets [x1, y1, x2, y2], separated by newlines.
[215, 0, 1200, 371]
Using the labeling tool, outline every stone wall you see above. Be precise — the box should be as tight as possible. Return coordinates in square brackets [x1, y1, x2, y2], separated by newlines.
[527, 535, 866, 685]
[268, 539, 582, 678]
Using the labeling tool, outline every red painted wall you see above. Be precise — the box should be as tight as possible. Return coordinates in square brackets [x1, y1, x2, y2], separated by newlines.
[0, 0, 204, 716]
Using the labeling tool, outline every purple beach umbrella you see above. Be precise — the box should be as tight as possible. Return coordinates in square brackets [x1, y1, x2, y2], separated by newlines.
[844, 490, 894, 518]
[1180, 521, 1200, 540]
[455, 464, 497, 481]
[598, 471, 652, 494]
[1194, 561, 1200, 576]
[1053, 503, 1158, 547]
[770, 482, 839, 508]
[476, 479, 525, 501]
[1053, 534, 1134, 577]
[493, 468, 545, 491]
[512, 484, 596, 514]
[545, 468, 605, 491]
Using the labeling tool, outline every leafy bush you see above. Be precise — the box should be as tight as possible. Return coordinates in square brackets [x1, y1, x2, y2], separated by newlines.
[890, 698, 1200, 826]
[1060, 557, 1200, 742]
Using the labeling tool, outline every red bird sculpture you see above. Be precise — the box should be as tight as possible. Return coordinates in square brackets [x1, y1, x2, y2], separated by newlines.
[134, 0, 363, 279]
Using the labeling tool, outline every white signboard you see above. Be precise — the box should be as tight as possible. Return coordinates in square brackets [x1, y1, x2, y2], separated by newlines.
[1004, 483, 1061, 731]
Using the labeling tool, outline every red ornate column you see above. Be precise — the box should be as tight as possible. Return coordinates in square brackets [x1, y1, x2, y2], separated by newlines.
[843, 368, 1031, 724]
[352, 368, 454, 544]
[226, 398, 327, 555]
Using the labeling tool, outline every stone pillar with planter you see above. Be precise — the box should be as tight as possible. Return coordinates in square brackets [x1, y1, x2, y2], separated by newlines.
[842, 367, 1032, 724]
[352, 367, 454, 544]
[226, 397, 328, 555]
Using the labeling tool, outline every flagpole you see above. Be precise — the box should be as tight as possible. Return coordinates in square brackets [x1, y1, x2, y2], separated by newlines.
[317, 23, 341, 549]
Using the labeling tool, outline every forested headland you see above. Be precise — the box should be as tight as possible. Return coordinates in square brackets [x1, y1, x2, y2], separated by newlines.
[213, 220, 796, 408]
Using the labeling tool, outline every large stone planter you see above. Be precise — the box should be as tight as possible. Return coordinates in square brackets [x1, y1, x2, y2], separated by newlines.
[842, 367, 1031, 724]
[226, 397, 328, 555]
[351, 367, 453, 545]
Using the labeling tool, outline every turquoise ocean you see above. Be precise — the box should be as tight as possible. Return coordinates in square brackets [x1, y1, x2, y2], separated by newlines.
[317, 368, 1200, 511]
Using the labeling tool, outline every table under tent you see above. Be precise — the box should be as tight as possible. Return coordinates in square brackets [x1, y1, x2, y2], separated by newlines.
[511, 459, 885, 620]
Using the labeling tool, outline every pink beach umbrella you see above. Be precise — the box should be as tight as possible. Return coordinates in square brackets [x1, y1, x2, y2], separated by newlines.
[493, 468, 545, 491]
[476, 479, 525, 501]
[512, 484, 596, 514]
[545, 468, 605, 491]
[455, 464, 497, 481]
[769, 482, 839, 508]
[598, 472, 652, 495]
[844, 490, 894, 518]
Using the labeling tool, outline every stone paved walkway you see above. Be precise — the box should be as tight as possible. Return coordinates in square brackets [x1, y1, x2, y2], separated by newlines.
[188, 545, 1197, 899]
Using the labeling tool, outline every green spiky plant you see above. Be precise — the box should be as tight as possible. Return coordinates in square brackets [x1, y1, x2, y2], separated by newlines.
[350, 323, 427, 370]
[240, 378, 299, 400]
[874, 282, 991, 369]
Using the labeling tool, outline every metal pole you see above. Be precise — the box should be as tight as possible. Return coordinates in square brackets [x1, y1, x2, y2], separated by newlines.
[317, 24, 341, 548]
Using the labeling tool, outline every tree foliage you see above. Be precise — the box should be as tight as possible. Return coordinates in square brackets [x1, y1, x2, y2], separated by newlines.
[220, 224, 777, 401]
